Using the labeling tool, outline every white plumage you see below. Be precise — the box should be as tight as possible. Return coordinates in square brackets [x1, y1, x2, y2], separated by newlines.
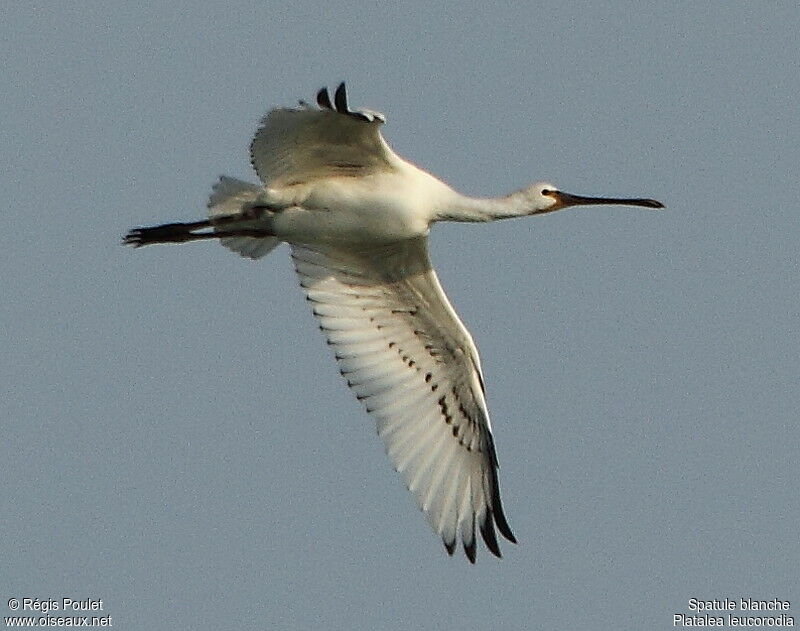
[290, 238, 513, 559]
[125, 83, 663, 562]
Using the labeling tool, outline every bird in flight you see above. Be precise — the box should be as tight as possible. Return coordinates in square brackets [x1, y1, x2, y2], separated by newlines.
[125, 83, 663, 562]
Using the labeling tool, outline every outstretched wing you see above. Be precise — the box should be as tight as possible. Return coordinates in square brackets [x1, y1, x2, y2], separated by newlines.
[251, 83, 399, 187]
[291, 237, 516, 562]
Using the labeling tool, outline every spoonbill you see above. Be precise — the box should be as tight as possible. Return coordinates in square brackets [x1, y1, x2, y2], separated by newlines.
[124, 83, 663, 562]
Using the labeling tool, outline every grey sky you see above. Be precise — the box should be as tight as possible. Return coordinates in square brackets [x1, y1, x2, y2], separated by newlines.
[2, 2, 798, 629]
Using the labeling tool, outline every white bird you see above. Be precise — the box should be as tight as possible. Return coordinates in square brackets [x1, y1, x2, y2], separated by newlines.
[125, 83, 663, 562]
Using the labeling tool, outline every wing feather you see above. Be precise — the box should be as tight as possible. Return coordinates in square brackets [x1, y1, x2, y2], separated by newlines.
[251, 83, 397, 187]
[430, 441, 463, 550]
[291, 237, 516, 562]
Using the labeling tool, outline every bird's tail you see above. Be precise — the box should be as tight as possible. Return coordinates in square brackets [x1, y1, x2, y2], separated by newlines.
[208, 176, 281, 259]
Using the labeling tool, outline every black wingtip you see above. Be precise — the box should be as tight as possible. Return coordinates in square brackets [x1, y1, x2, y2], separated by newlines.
[464, 537, 477, 564]
[495, 507, 517, 544]
[480, 511, 502, 558]
[489, 468, 517, 544]
[334, 82, 348, 113]
[316, 86, 332, 110]
[444, 538, 456, 556]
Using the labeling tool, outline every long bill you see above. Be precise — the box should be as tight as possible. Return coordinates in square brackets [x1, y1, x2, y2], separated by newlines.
[553, 191, 664, 210]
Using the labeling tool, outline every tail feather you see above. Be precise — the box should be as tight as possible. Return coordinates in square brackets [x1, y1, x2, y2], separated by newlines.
[208, 176, 281, 259]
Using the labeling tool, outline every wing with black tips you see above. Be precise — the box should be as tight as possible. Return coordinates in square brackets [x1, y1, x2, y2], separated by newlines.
[291, 237, 517, 562]
[250, 83, 399, 187]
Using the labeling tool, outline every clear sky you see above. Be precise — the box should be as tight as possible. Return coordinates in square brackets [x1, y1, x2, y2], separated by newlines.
[2, 2, 798, 629]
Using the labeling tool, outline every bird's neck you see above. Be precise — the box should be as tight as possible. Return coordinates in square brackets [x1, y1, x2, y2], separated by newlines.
[435, 190, 542, 223]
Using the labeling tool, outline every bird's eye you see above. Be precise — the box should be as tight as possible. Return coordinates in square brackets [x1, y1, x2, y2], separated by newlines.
[541, 189, 553, 196]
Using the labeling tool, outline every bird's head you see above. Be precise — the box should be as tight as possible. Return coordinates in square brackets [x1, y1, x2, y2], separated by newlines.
[524, 182, 664, 215]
